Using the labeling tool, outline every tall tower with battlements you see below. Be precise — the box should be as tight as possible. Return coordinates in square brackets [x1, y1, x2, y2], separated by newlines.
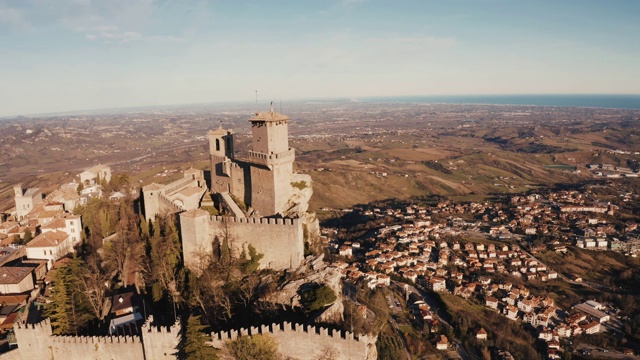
[247, 110, 295, 216]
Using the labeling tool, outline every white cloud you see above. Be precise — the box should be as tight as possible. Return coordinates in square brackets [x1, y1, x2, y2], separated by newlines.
[0, 6, 34, 31]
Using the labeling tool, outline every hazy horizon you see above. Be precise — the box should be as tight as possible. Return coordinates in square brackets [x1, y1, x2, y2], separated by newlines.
[2, 0, 639, 116]
[3, 93, 640, 119]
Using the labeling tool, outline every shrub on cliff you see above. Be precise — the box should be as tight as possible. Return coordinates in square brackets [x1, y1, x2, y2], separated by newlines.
[299, 283, 337, 314]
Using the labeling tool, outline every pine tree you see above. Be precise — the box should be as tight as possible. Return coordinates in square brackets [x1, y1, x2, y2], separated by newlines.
[45, 258, 96, 335]
[183, 315, 218, 360]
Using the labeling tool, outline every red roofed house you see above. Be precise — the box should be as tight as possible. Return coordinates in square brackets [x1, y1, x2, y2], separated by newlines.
[40, 214, 82, 247]
[0, 266, 35, 294]
[25, 230, 73, 268]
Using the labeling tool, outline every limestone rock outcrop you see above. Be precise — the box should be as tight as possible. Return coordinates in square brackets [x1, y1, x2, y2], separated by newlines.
[267, 254, 344, 324]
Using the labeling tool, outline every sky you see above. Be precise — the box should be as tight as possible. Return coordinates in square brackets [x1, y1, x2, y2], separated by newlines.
[1, 0, 639, 116]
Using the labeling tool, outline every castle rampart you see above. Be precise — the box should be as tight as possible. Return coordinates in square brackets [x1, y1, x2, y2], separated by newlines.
[141, 316, 180, 360]
[248, 148, 295, 167]
[210, 321, 376, 360]
[9, 318, 146, 360]
[180, 211, 304, 272]
[208, 215, 303, 270]
[4, 317, 181, 360]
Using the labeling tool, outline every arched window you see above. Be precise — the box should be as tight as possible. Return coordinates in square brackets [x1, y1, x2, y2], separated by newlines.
[215, 139, 220, 151]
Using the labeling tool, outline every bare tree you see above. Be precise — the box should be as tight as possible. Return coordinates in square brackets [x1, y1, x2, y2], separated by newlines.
[80, 255, 110, 320]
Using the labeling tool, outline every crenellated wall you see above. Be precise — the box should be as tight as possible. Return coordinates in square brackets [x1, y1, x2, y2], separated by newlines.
[10, 318, 145, 360]
[210, 321, 376, 360]
[141, 316, 180, 360]
[180, 211, 304, 272]
[209, 215, 303, 270]
[4, 317, 181, 360]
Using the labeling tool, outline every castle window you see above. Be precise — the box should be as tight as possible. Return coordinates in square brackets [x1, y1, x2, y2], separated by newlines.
[216, 139, 221, 151]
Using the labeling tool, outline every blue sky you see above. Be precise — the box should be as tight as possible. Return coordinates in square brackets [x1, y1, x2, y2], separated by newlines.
[1, 0, 639, 116]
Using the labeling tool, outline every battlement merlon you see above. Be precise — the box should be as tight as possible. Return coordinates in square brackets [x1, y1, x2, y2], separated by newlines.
[249, 111, 289, 122]
[247, 148, 295, 168]
[208, 215, 298, 226]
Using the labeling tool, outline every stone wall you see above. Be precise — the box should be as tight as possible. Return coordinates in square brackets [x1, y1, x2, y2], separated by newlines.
[141, 316, 180, 359]
[9, 318, 145, 360]
[3, 317, 181, 360]
[210, 321, 377, 360]
[209, 216, 304, 270]
[180, 212, 304, 272]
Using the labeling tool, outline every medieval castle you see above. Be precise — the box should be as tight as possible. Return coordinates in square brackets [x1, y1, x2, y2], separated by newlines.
[141, 108, 316, 272]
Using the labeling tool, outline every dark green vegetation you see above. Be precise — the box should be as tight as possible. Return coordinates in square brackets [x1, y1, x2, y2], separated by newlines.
[44, 257, 96, 335]
[298, 283, 337, 314]
[182, 315, 219, 360]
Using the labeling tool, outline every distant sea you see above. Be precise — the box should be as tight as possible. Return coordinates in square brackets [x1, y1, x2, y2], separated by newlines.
[359, 94, 640, 110]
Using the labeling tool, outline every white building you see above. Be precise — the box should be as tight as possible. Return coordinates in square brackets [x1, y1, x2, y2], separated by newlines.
[25, 231, 73, 268]
[80, 164, 112, 185]
[39, 214, 82, 246]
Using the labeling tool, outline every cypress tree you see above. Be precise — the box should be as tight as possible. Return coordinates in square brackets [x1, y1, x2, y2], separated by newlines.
[184, 315, 218, 360]
[45, 268, 72, 334]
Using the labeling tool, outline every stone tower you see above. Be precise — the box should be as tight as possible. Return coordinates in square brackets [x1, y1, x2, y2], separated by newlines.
[247, 109, 295, 216]
[13, 184, 22, 197]
[208, 126, 245, 199]
[208, 126, 235, 160]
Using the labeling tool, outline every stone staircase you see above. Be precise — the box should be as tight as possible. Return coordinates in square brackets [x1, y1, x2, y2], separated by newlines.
[219, 192, 246, 218]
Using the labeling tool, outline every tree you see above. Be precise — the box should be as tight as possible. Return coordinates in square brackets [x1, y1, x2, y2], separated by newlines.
[240, 244, 263, 274]
[299, 283, 337, 314]
[80, 255, 110, 320]
[103, 200, 145, 287]
[45, 268, 72, 334]
[23, 228, 33, 243]
[226, 334, 279, 360]
[148, 216, 183, 318]
[183, 315, 218, 360]
[44, 258, 96, 334]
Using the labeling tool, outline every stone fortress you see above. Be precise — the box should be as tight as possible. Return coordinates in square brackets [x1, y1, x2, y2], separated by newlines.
[1, 108, 375, 360]
[142, 107, 317, 272]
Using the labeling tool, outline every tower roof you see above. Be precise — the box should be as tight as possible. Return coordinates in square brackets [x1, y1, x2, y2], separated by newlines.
[209, 126, 231, 136]
[249, 111, 289, 122]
